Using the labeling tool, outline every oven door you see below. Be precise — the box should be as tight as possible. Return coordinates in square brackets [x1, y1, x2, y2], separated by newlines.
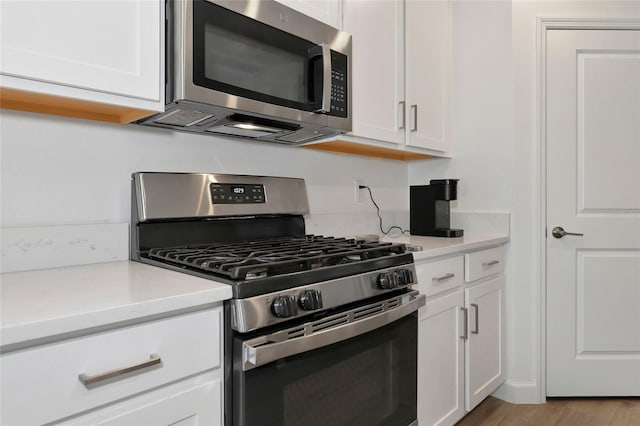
[231, 291, 425, 426]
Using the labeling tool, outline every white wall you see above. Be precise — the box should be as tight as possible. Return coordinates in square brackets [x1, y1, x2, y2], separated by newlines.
[0, 109, 408, 237]
[410, 0, 640, 404]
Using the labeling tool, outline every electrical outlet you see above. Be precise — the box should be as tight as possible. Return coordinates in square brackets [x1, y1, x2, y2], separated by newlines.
[355, 180, 365, 202]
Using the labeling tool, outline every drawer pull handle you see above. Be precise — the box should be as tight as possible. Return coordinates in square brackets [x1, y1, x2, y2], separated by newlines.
[482, 260, 500, 267]
[433, 273, 455, 282]
[79, 354, 162, 389]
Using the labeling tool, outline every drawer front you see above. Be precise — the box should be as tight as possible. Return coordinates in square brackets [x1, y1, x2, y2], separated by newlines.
[464, 246, 505, 282]
[415, 255, 464, 297]
[1, 307, 221, 426]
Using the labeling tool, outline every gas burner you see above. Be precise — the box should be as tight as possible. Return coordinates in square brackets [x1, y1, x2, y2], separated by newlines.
[147, 235, 406, 282]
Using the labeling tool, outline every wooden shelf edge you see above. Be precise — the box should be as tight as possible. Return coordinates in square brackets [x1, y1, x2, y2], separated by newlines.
[0, 87, 156, 124]
[303, 139, 435, 161]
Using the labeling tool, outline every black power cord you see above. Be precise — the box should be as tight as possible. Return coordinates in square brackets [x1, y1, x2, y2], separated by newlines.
[360, 185, 410, 236]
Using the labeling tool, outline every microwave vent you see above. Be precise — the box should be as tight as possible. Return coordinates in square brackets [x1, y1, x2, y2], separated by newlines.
[153, 109, 214, 127]
[276, 129, 325, 143]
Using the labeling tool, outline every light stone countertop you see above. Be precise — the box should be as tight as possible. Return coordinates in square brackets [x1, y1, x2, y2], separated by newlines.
[0, 233, 508, 350]
[379, 233, 510, 262]
[0, 261, 232, 349]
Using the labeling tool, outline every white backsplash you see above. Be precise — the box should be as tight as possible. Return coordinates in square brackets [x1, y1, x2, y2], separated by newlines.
[450, 211, 510, 236]
[0, 211, 509, 273]
[1, 224, 129, 273]
[305, 210, 409, 238]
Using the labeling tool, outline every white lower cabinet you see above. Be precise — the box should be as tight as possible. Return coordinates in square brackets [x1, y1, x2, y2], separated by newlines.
[418, 289, 465, 426]
[465, 276, 506, 411]
[59, 375, 222, 426]
[0, 306, 224, 426]
[416, 246, 506, 426]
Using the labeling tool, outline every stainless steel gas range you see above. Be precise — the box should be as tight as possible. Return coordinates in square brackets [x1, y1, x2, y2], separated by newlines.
[130, 172, 424, 426]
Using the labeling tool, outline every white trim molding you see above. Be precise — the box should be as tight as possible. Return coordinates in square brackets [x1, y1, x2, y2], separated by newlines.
[535, 16, 640, 404]
[493, 380, 540, 405]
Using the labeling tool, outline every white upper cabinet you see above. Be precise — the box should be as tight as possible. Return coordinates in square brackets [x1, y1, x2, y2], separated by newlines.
[276, 0, 342, 28]
[405, 0, 452, 152]
[336, 0, 452, 159]
[0, 0, 164, 121]
[343, 0, 405, 145]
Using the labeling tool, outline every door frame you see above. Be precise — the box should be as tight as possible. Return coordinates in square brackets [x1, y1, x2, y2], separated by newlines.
[536, 17, 640, 402]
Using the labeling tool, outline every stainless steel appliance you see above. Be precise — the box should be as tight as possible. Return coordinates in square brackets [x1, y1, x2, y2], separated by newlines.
[137, 0, 352, 144]
[131, 172, 424, 426]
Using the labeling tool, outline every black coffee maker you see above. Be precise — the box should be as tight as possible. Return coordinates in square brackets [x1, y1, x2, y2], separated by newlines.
[410, 179, 464, 237]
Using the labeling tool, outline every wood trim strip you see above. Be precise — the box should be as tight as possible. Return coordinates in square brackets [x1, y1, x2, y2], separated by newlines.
[304, 139, 433, 161]
[0, 87, 155, 124]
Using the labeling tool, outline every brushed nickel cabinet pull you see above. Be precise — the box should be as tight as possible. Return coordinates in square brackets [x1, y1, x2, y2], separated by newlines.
[471, 303, 479, 334]
[79, 354, 162, 389]
[399, 101, 406, 130]
[482, 260, 500, 267]
[432, 273, 455, 282]
[460, 307, 468, 340]
[410, 104, 418, 132]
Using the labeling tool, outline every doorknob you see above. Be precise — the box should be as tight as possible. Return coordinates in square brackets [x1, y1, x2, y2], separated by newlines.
[551, 226, 583, 239]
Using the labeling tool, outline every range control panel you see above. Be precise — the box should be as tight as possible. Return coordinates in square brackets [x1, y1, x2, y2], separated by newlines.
[210, 183, 265, 204]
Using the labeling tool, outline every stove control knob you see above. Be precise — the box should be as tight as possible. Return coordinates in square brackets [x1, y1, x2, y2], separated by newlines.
[271, 295, 298, 318]
[377, 271, 400, 289]
[299, 289, 323, 311]
[395, 268, 414, 286]
[400, 269, 415, 284]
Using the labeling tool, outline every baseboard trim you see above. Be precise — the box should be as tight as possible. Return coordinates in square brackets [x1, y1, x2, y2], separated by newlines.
[492, 380, 544, 404]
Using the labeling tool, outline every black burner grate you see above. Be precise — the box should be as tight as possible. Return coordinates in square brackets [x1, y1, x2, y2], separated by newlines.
[146, 235, 406, 281]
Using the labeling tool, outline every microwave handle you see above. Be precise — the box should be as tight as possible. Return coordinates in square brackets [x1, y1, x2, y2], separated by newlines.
[316, 44, 332, 113]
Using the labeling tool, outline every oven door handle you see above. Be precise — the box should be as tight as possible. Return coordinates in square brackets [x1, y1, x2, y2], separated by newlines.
[242, 291, 426, 371]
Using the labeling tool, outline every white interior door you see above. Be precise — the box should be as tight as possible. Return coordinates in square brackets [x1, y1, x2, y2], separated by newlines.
[546, 28, 640, 396]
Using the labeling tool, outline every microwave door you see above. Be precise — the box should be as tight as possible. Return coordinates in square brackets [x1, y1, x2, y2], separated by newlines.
[308, 44, 332, 114]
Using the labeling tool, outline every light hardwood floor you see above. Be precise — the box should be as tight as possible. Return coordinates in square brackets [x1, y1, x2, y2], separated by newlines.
[455, 396, 640, 426]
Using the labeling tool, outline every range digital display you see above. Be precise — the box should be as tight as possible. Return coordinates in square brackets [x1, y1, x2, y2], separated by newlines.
[210, 183, 265, 204]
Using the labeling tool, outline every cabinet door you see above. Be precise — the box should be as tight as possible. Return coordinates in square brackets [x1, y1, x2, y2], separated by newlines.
[60, 379, 222, 426]
[276, 0, 342, 28]
[464, 276, 506, 411]
[405, 0, 451, 152]
[0, 1, 162, 105]
[343, 0, 405, 145]
[418, 290, 466, 426]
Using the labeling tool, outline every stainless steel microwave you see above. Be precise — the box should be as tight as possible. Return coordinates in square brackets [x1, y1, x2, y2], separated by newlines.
[138, 0, 352, 144]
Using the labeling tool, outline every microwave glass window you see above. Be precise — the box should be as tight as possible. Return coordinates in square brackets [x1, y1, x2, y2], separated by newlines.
[204, 24, 306, 103]
[193, 1, 323, 112]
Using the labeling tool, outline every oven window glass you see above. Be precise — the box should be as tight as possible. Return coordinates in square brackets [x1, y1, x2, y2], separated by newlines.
[192, 1, 322, 111]
[232, 314, 417, 426]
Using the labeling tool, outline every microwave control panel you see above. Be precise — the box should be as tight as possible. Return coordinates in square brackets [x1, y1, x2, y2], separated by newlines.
[330, 51, 348, 118]
[210, 183, 265, 204]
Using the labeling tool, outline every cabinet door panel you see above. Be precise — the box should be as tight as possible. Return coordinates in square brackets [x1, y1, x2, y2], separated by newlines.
[276, 0, 342, 28]
[418, 290, 465, 426]
[405, 0, 451, 152]
[465, 276, 506, 411]
[0, 308, 221, 425]
[58, 379, 222, 426]
[95, 380, 221, 426]
[0, 1, 161, 102]
[343, 0, 405, 144]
